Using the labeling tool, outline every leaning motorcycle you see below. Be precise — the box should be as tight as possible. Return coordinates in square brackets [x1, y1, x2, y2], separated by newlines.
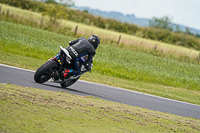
[34, 46, 90, 88]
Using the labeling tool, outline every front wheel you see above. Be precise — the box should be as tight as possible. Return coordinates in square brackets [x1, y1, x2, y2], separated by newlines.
[34, 60, 59, 83]
[60, 76, 80, 88]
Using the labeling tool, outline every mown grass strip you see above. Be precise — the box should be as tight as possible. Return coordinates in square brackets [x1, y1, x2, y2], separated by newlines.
[0, 83, 200, 133]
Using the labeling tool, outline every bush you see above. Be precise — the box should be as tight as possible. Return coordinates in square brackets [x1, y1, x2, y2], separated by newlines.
[0, 0, 45, 11]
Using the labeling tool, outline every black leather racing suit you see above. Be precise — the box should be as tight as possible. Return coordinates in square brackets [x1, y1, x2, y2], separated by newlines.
[65, 37, 96, 74]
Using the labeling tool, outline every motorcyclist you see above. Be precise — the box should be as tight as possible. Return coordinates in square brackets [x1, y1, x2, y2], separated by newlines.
[51, 35, 100, 80]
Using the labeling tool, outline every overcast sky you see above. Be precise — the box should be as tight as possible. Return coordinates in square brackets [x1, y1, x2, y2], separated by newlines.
[73, 0, 200, 30]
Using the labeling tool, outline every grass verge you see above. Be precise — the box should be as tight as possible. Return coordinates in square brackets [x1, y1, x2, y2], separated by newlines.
[0, 83, 200, 133]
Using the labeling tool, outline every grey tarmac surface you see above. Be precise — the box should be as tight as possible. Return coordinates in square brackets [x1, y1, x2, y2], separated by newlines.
[0, 64, 200, 119]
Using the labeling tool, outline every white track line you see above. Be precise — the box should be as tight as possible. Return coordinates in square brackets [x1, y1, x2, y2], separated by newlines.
[1, 63, 200, 107]
[0, 64, 35, 72]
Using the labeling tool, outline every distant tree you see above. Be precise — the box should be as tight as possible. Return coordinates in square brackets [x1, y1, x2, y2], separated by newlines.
[175, 25, 182, 33]
[149, 16, 173, 31]
[44, 0, 57, 4]
[196, 33, 200, 38]
[185, 27, 194, 36]
[42, 4, 68, 23]
[83, 9, 88, 13]
[59, 0, 74, 7]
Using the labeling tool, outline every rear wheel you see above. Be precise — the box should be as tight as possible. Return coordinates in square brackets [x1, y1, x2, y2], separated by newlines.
[60, 77, 80, 88]
[34, 60, 59, 83]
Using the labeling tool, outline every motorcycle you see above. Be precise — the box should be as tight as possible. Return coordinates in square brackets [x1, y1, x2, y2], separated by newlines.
[34, 46, 90, 88]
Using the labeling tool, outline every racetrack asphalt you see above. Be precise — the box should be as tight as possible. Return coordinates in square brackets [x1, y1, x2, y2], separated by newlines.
[0, 63, 200, 119]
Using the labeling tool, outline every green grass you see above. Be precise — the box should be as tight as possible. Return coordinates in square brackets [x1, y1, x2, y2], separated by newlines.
[1, 83, 200, 133]
[95, 44, 200, 90]
[0, 21, 200, 105]
[1, 5, 200, 132]
[0, 20, 75, 59]
[1, 3, 200, 61]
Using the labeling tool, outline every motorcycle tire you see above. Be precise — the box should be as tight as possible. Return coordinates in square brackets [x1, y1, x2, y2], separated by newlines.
[60, 76, 80, 88]
[34, 60, 59, 83]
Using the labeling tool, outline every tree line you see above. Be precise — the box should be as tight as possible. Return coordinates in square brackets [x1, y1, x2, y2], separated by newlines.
[1, 0, 200, 50]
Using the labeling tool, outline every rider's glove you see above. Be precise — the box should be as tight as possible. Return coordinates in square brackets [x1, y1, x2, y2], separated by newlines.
[85, 63, 91, 71]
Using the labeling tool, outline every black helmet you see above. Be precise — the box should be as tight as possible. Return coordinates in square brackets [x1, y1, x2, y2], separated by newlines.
[88, 35, 100, 49]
